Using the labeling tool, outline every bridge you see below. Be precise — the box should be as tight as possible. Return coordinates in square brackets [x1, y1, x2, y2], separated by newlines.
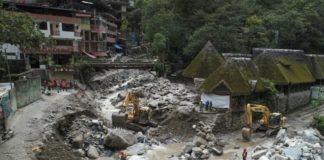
[89, 58, 155, 69]
[90, 62, 155, 69]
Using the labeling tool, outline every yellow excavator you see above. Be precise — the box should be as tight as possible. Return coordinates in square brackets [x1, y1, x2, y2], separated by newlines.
[112, 91, 154, 132]
[242, 103, 287, 141]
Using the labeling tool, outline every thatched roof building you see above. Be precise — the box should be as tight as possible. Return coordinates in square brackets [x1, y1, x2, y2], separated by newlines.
[253, 49, 315, 85]
[200, 59, 265, 96]
[306, 55, 324, 81]
[182, 41, 224, 78]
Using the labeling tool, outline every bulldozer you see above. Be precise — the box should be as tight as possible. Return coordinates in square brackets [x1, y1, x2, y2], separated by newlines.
[241, 103, 287, 141]
[112, 91, 154, 132]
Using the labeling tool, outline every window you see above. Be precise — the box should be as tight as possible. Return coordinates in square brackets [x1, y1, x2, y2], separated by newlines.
[56, 40, 73, 46]
[62, 23, 74, 32]
[39, 21, 47, 30]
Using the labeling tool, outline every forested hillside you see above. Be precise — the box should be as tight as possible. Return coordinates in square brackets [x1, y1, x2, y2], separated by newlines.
[125, 0, 324, 63]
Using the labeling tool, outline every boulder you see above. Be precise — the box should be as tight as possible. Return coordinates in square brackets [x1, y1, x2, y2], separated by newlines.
[125, 143, 146, 156]
[252, 149, 267, 160]
[73, 149, 85, 157]
[148, 100, 159, 108]
[72, 134, 84, 149]
[303, 129, 320, 144]
[87, 145, 99, 159]
[192, 147, 203, 155]
[270, 154, 289, 160]
[104, 128, 136, 149]
[275, 129, 288, 144]
[193, 136, 207, 147]
[210, 147, 223, 155]
[183, 143, 194, 153]
[259, 155, 270, 160]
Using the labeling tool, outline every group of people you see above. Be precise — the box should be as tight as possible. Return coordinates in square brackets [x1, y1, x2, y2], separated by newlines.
[42, 79, 76, 95]
[199, 100, 213, 112]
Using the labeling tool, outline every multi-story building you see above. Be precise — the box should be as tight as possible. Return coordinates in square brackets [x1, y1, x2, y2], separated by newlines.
[104, 0, 129, 21]
[2, 2, 119, 71]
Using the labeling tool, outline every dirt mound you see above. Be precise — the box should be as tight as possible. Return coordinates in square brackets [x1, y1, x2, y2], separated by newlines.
[37, 137, 81, 160]
[148, 109, 200, 142]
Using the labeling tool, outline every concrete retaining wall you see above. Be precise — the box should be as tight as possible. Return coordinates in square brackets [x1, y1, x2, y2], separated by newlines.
[15, 76, 41, 108]
[0, 89, 17, 132]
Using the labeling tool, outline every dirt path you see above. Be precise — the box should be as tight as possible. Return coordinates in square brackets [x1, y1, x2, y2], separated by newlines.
[0, 91, 74, 160]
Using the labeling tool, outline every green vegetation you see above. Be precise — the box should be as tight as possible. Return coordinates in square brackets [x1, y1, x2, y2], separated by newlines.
[128, 0, 324, 65]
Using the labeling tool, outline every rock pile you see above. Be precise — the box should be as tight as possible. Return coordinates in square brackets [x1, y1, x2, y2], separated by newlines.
[58, 111, 110, 158]
[179, 121, 223, 159]
[251, 128, 324, 160]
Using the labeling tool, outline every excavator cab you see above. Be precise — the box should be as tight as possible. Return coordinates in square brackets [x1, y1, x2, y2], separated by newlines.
[268, 113, 282, 129]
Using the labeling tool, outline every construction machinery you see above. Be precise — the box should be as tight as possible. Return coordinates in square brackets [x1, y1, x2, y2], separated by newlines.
[112, 91, 154, 132]
[241, 103, 287, 141]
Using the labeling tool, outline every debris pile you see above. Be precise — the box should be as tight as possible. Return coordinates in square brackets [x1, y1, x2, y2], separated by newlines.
[179, 121, 223, 159]
[251, 128, 324, 160]
[58, 111, 110, 158]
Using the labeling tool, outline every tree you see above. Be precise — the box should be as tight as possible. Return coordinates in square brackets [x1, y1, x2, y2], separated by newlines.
[0, 5, 48, 79]
[0, 10, 48, 52]
[151, 33, 166, 61]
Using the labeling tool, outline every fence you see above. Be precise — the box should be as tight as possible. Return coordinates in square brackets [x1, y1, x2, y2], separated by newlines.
[14, 76, 41, 108]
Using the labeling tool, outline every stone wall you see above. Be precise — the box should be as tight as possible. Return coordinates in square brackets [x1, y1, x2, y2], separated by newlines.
[287, 90, 311, 111]
[213, 110, 245, 133]
[274, 91, 311, 113]
[275, 93, 288, 113]
[15, 76, 41, 108]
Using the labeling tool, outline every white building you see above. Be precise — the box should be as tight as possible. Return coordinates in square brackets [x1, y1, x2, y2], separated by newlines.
[0, 43, 21, 60]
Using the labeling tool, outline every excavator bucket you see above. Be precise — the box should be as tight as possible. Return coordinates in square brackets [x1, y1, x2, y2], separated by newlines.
[242, 127, 252, 141]
[112, 112, 127, 128]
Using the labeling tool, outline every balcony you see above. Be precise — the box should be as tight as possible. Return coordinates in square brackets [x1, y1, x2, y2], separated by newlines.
[107, 37, 116, 43]
[91, 25, 108, 33]
[37, 46, 79, 54]
[107, 22, 117, 28]
[107, 30, 117, 36]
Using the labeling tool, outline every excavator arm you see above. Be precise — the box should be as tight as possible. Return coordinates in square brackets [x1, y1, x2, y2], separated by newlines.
[122, 91, 140, 120]
[242, 103, 270, 141]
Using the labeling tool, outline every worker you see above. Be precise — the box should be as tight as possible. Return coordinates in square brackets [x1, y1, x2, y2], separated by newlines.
[119, 150, 127, 160]
[209, 101, 213, 111]
[199, 101, 203, 112]
[242, 148, 247, 160]
[205, 100, 209, 111]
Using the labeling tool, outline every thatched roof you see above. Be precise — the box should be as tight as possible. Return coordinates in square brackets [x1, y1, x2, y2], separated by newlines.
[200, 59, 265, 96]
[182, 41, 224, 78]
[254, 51, 315, 85]
[306, 55, 324, 80]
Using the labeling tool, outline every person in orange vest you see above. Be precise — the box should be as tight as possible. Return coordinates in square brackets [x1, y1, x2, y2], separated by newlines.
[119, 150, 127, 160]
[60, 79, 68, 91]
[242, 148, 247, 160]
